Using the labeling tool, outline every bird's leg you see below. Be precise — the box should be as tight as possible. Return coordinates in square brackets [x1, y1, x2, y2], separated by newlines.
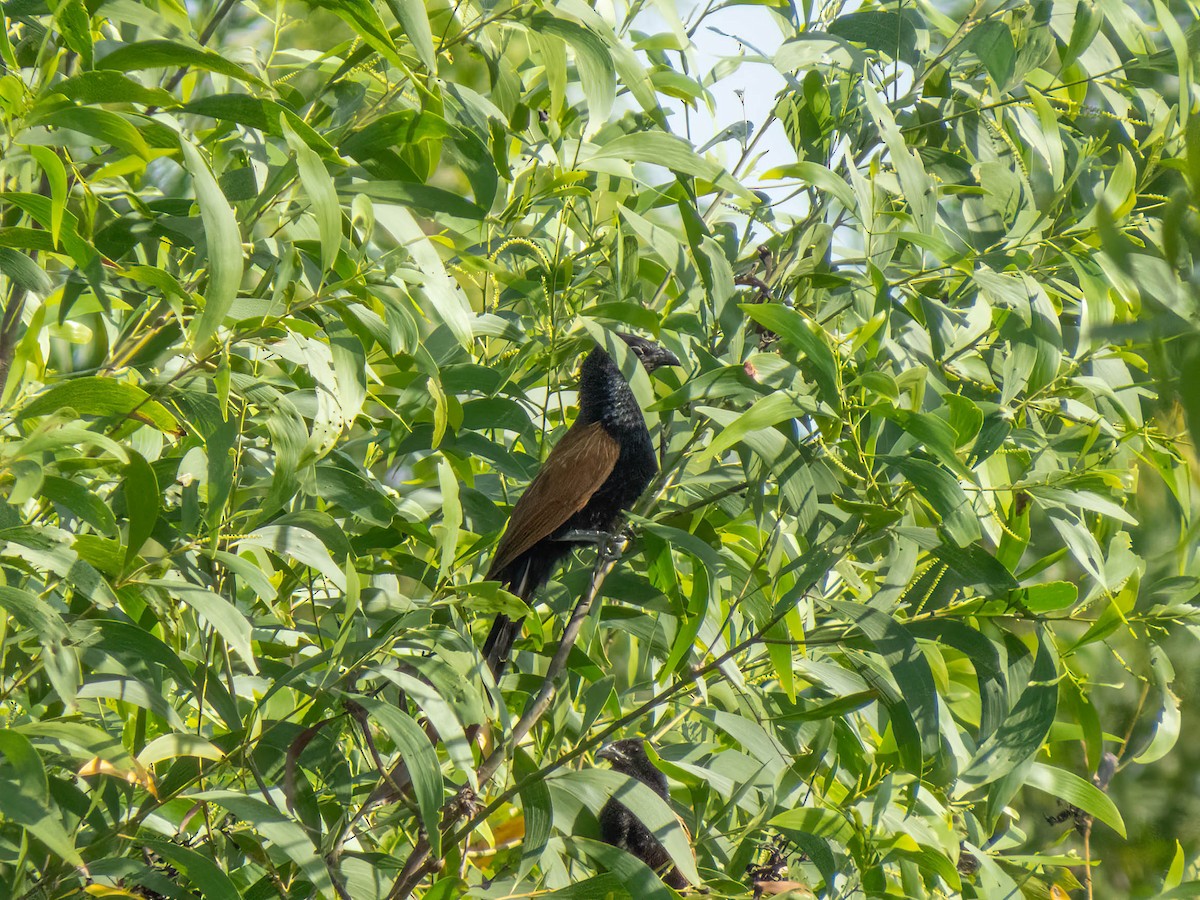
[556, 529, 611, 545]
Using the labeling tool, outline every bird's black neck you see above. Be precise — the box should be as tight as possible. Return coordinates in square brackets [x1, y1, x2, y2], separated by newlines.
[615, 758, 670, 800]
[578, 348, 644, 432]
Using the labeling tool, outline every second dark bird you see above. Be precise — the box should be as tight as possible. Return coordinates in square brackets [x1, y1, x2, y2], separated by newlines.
[482, 333, 681, 677]
[597, 738, 692, 890]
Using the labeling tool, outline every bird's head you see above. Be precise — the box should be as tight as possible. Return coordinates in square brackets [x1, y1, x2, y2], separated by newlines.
[617, 333, 682, 373]
[596, 737, 654, 775]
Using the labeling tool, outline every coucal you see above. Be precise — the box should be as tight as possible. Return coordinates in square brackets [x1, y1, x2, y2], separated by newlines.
[597, 738, 693, 890]
[482, 333, 681, 676]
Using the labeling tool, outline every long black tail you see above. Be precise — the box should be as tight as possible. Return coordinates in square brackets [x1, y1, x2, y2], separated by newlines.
[482, 614, 524, 677]
[483, 551, 563, 678]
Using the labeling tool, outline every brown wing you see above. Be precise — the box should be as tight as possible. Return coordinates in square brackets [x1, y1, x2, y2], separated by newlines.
[487, 421, 619, 577]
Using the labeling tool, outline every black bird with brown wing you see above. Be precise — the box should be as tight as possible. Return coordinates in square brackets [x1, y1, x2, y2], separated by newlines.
[481, 334, 681, 676]
[597, 738, 693, 890]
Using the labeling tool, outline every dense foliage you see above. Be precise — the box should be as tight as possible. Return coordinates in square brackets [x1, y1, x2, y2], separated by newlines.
[0, 0, 1198, 897]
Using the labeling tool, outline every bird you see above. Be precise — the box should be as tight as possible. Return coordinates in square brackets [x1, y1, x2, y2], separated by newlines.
[597, 738, 692, 890]
[481, 333, 681, 677]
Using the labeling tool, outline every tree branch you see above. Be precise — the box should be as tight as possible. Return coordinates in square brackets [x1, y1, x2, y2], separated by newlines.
[386, 522, 864, 899]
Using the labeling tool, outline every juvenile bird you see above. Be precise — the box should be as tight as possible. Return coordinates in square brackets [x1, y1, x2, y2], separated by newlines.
[482, 333, 681, 677]
[597, 738, 692, 890]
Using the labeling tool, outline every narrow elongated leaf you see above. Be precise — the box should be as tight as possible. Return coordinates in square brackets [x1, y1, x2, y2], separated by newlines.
[382, 0, 436, 70]
[0, 587, 68, 641]
[740, 304, 840, 406]
[122, 451, 159, 570]
[29, 107, 150, 160]
[515, 747, 552, 879]
[959, 630, 1057, 789]
[146, 580, 256, 673]
[699, 390, 816, 461]
[828, 600, 941, 772]
[0, 248, 53, 297]
[26, 147, 66, 247]
[193, 791, 334, 896]
[181, 140, 243, 348]
[530, 14, 615, 127]
[354, 697, 444, 856]
[100, 40, 266, 86]
[549, 768, 700, 885]
[1027, 762, 1126, 838]
[138, 838, 240, 900]
[282, 118, 341, 273]
[0, 730, 82, 864]
[18, 376, 179, 432]
[238, 525, 347, 590]
[372, 204, 474, 348]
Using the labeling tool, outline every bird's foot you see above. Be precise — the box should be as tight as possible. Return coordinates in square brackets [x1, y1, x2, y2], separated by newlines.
[447, 785, 480, 819]
[600, 528, 633, 562]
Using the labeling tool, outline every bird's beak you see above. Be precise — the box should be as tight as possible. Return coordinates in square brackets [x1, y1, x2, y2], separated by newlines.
[596, 743, 624, 764]
[647, 347, 682, 372]
[659, 348, 683, 369]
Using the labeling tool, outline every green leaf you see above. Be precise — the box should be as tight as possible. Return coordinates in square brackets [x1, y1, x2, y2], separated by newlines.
[282, 117, 341, 273]
[889, 457, 981, 547]
[740, 303, 840, 406]
[760, 161, 857, 212]
[698, 389, 815, 461]
[28, 107, 150, 160]
[862, 83, 936, 232]
[122, 451, 159, 570]
[530, 14, 616, 127]
[1013, 581, 1078, 613]
[382, 0, 436, 70]
[51, 70, 176, 106]
[0, 248, 53, 297]
[41, 474, 117, 536]
[1027, 762, 1126, 838]
[828, 600, 941, 773]
[17, 376, 180, 433]
[586, 132, 753, 202]
[515, 747, 553, 879]
[376, 669, 475, 789]
[238, 524, 347, 590]
[436, 457, 461, 579]
[0, 586, 68, 641]
[136, 733, 224, 766]
[768, 806, 855, 844]
[959, 630, 1057, 789]
[1134, 653, 1181, 765]
[354, 181, 485, 220]
[180, 140, 244, 349]
[99, 40, 266, 86]
[313, 0, 402, 66]
[192, 791, 334, 896]
[372, 203, 474, 348]
[353, 697, 444, 856]
[571, 836, 676, 900]
[966, 21, 1016, 87]
[0, 729, 82, 864]
[181, 94, 331, 153]
[828, 11, 919, 64]
[146, 580, 257, 673]
[26, 146, 66, 248]
[549, 768, 700, 886]
[138, 839, 240, 900]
